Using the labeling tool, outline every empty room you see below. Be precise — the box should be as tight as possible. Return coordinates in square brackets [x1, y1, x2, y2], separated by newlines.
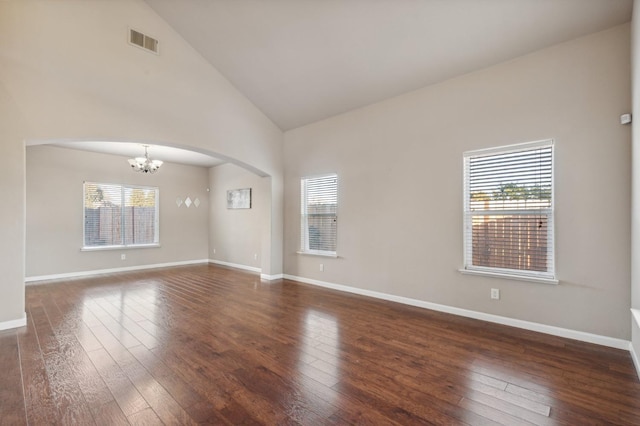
[2, 0, 640, 424]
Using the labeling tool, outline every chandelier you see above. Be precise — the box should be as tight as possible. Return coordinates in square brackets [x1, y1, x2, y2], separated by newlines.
[128, 145, 163, 173]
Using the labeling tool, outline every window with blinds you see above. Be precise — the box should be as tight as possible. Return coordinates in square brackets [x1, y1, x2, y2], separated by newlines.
[84, 182, 159, 248]
[300, 174, 338, 255]
[463, 140, 554, 280]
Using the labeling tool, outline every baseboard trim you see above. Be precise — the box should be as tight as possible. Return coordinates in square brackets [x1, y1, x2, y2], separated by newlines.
[260, 273, 284, 281]
[208, 259, 261, 274]
[25, 259, 210, 283]
[284, 274, 630, 351]
[0, 312, 27, 331]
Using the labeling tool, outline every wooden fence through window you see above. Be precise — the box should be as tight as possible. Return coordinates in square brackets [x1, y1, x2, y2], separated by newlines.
[471, 215, 548, 272]
[85, 206, 155, 246]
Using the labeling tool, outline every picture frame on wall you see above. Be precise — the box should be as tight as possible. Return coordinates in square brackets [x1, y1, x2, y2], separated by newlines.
[227, 188, 252, 209]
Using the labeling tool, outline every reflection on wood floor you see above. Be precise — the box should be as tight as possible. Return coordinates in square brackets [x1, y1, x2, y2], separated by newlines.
[1, 264, 639, 424]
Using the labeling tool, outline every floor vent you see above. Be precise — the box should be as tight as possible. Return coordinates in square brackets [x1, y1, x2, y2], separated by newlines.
[129, 28, 159, 54]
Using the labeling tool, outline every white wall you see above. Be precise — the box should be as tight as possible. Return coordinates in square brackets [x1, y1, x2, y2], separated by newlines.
[0, 82, 26, 326]
[0, 1, 283, 326]
[0, 1, 283, 175]
[630, 0, 640, 364]
[208, 164, 269, 271]
[26, 146, 209, 278]
[284, 24, 632, 340]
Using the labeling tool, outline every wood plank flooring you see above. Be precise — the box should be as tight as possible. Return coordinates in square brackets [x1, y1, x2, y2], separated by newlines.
[2, 264, 640, 424]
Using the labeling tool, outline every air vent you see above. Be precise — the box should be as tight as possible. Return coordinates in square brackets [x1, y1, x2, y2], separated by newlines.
[129, 28, 159, 54]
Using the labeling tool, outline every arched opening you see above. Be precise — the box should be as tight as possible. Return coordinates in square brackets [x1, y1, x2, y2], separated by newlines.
[24, 139, 276, 281]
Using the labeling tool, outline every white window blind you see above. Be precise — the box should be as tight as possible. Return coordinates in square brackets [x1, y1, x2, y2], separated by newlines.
[84, 182, 159, 248]
[463, 140, 554, 280]
[300, 174, 338, 255]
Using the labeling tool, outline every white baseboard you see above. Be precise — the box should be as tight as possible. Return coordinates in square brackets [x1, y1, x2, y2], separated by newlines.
[25, 259, 210, 283]
[0, 312, 27, 331]
[260, 273, 284, 281]
[208, 259, 261, 274]
[284, 274, 630, 351]
[22, 263, 632, 351]
[207, 259, 284, 280]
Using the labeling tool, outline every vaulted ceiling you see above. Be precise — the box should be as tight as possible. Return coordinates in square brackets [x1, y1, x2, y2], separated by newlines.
[53, 0, 633, 166]
[146, 0, 632, 131]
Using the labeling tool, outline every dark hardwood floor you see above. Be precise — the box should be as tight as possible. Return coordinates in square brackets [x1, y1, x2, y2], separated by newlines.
[1, 264, 640, 425]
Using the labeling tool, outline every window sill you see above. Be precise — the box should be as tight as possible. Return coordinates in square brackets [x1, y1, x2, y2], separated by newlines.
[459, 268, 558, 285]
[81, 244, 160, 252]
[296, 251, 338, 258]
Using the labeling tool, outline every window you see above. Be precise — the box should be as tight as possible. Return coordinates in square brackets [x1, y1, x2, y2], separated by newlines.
[83, 182, 159, 248]
[463, 140, 554, 281]
[300, 174, 338, 255]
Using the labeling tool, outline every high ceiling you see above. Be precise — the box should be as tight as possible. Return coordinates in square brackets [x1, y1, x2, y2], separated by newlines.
[51, 1, 634, 167]
[146, 0, 632, 131]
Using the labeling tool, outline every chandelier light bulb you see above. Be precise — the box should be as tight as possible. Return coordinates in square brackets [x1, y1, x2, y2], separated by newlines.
[128, 145, 163, 174]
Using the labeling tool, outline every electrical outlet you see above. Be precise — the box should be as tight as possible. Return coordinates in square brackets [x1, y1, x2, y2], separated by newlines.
[319, 263, 324, 272]
[121, 253, 126, 261]
[490, 288, 500, 300]
[254, 253, 258, 260]
[213, 249, 216, 254]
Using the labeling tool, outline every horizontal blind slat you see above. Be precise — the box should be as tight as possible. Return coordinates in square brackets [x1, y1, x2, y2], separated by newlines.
[301, 174, 338, 253]
[463, 143, 554, 277]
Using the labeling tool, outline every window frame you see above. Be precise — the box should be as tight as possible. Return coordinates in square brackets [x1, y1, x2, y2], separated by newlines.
[462, 140, 557, 284]
[299, 173, 338, 257]
[82, 181, 160, 250]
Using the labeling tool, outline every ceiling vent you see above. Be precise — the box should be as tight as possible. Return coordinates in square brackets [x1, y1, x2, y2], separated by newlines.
[129, 28, 159, 54]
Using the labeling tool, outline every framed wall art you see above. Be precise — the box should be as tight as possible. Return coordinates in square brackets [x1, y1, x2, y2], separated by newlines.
[227, 188, 252, 209]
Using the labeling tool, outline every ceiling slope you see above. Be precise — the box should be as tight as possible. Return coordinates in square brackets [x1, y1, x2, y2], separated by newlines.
[147, 0, 632, 130]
